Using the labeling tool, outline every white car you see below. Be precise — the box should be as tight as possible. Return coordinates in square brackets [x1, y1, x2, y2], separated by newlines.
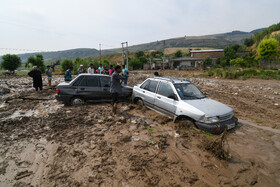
[132, 77, 238, 134]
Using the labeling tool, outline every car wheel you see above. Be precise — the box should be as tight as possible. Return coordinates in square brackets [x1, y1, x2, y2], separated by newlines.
[136, 98, 144, 106]
[178, 118, 195, 128]
[71, 96, 85, 106]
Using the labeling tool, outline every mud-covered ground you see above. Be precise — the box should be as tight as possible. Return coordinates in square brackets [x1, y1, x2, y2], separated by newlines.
[0, 71, 279, 187]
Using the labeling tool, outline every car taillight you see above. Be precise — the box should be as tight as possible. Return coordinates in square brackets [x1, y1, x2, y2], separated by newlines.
[56, 88, 59, 94]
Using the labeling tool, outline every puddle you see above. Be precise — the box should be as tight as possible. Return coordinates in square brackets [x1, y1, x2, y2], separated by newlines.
[239, 119, 280, 134]
[5, 100, 64, 120]
[0, 138, 58, 186]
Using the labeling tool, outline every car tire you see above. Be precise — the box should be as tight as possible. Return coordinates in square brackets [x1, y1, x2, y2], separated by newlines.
[70, 96, 85, 106]
[136, 98, 144, 106]
[178, 118, 195, 128]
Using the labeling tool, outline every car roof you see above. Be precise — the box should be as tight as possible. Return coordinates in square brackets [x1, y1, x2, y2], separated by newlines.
[148, 76, 191, 84]
[77, 73, 110, 77]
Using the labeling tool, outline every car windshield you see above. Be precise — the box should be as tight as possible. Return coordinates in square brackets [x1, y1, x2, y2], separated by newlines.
[174, 83, 205, 100]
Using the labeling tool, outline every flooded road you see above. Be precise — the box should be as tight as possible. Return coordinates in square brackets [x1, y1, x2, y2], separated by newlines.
[0, 72, 279, 186]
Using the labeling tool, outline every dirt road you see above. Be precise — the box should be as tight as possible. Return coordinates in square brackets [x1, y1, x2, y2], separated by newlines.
[0, 71, 279, 186]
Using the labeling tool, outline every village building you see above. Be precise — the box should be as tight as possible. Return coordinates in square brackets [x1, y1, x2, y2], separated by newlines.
[190, 49, 224, 59]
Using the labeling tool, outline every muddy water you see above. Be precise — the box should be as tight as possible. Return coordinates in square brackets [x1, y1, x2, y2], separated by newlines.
[0, 73, 280, 186]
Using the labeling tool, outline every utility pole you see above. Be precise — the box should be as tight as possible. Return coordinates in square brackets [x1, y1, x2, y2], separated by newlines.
[126, 42, 129, 69]
[121, 42, 129, 68]
[121, 42, 125, 66]
[99, 44, 102, 64]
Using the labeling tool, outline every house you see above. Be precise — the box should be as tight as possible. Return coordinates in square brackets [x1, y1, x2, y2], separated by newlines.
[170, 57, 203, 69]
[190, 49, 224, 59]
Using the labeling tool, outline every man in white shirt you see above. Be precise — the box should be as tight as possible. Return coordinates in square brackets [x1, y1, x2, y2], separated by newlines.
[88, 64, 95, 74]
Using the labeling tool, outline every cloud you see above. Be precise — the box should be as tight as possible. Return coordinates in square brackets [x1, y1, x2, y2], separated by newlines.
[0, 0, 279, 55]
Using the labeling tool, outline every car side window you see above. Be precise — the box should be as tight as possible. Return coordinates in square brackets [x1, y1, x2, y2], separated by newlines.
[79, 76, 99, 87]
[73, 76, 84, 86]
[146, 80, 158, 93]
[100, 77, 111, 87]
[158, 82, 174, 98]
[140, 80, 150, 89]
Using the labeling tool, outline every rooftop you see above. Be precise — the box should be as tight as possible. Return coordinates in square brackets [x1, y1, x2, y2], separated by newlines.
[190, 49, 224, 53]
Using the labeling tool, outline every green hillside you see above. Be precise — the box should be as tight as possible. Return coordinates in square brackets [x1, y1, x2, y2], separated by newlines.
[9, 28, 265, 63]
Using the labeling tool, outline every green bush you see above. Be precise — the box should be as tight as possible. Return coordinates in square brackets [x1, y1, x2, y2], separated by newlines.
[258, 38, 279, 60]
[129, 58, 143, 70]
[61, 59, 74, 72]
[215, 69, 223, 77]
[204, 70, 214, 77]
[242, 69, 258, 76]
[223, 70, 236, 79]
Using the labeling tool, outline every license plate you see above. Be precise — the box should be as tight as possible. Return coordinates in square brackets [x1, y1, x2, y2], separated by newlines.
[227, 123, 235, 130]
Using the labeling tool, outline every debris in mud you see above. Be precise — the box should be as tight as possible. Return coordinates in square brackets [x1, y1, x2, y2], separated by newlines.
[14, 170, 33, 180]
[1, 73, 280, 186]
[201, 132, 230, 160]
[0, 87, 10, 95]
[0, 161, 8, 175]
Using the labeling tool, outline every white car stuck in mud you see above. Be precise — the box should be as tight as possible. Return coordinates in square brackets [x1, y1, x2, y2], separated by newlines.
[132, 77, 238, 134]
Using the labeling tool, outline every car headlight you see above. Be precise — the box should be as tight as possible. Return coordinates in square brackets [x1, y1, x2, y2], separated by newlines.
[199, 116, 219, 124]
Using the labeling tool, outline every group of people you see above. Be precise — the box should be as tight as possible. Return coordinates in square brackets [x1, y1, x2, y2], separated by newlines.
[66, 64, 129, 85]
[78, 64, 115, 75]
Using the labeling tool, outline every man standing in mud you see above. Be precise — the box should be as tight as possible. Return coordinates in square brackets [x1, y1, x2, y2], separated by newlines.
[45, 65, 52, 88]
[110, 65, 125, 115]
[64, 66, 73, 82]
[28, 66, 43, 91]
[122, 65, 129, 85]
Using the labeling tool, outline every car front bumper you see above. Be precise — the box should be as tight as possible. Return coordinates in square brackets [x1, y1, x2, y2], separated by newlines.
[195, 116, 238, 134]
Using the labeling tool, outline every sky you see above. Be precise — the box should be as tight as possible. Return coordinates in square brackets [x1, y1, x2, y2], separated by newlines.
[0, 0, 279, 55]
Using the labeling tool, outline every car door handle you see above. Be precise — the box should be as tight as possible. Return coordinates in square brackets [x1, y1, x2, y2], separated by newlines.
[157, 96, 161, 99]
[80, 88, 85, 90]
[143, 91, 145, 93]
[103, 88, 108, 91]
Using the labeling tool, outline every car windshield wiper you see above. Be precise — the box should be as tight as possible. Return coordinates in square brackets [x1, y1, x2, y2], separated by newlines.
[183, 95, 205, 100]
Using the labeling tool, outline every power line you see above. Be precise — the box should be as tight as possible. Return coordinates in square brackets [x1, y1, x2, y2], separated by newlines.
[0, 47, 50, 52]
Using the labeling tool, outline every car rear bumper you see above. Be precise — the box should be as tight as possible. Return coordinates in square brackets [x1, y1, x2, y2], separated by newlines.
[195, 116, 238, 134]
[55, 94, 72, 102]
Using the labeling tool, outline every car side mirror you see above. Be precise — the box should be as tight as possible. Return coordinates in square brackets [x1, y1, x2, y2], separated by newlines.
[168, 93, 178, 101]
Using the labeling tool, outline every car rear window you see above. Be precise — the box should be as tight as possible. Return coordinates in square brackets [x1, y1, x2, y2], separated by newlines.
[146, 80, 158, 93]
[73, 76, 84, 86]
[79, 76, 99, 87]
[140, 80, 150, 89]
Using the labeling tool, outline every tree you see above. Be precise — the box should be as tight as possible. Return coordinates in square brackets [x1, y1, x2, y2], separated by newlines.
[135, 51, 145, 58]
[1, 54, 21, 71]
[102, 59, 110, 67]
[129, 58, 143, 70]
[230, 58, 246, 68]
[61, 59, 74, 72]
[26, 54, 45, 72]
[73, 57, 86, 75]
[139, 56, 148, 63]
[203, 57, 213, 69]
[257, 38, 279, 60]
[244, 38, 254, 47]
[150, 51, 163, 58]
[174, 50, 183, 58]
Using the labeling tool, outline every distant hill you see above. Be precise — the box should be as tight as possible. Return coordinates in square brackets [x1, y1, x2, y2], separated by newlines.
[16, 48, 116, 63]
[10, 28, 266, 63]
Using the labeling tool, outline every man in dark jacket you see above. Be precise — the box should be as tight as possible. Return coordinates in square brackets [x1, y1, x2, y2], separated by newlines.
[28, 66, 43, 91]
[64, 66, 73, 82]
[110, 65, 125, 115]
